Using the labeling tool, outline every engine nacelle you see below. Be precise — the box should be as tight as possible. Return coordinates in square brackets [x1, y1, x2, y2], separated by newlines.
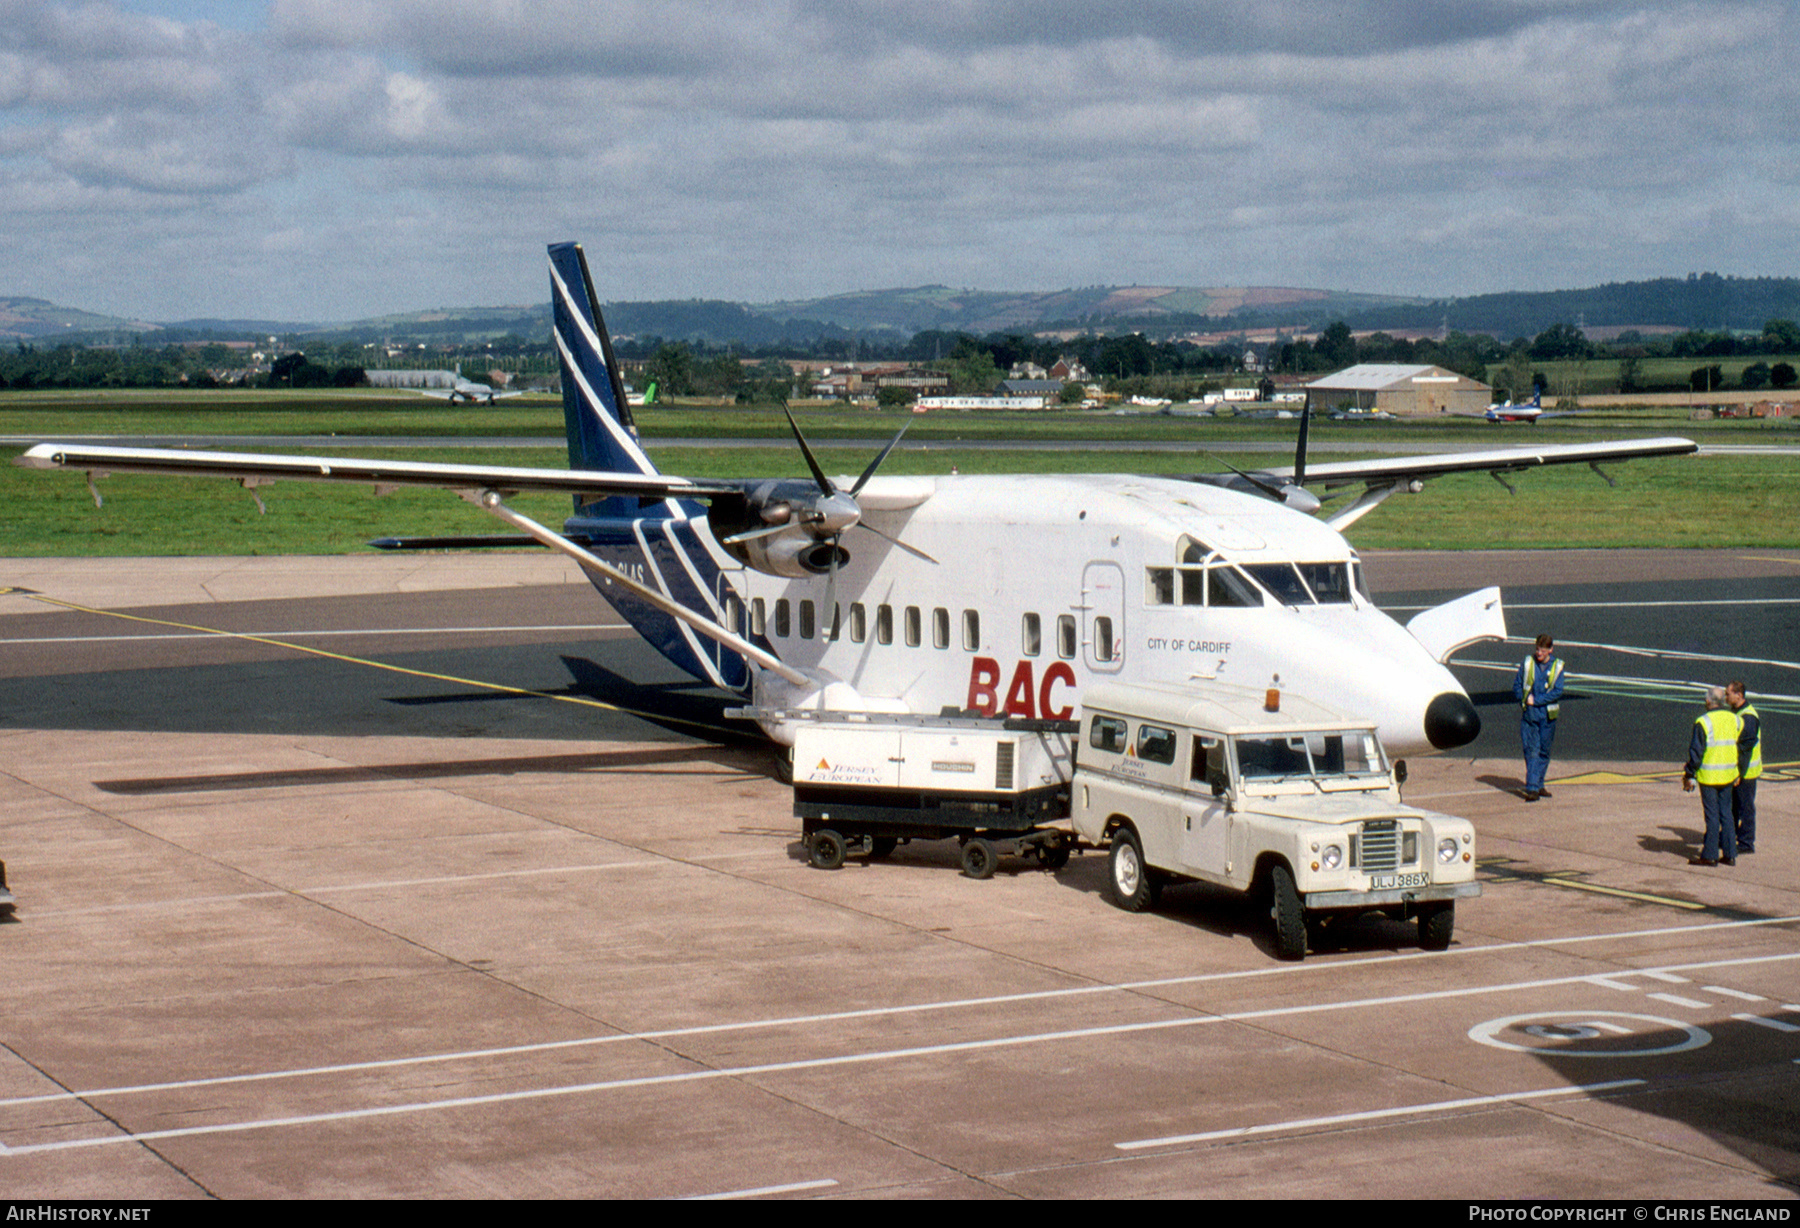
[708, 478, 855, 577]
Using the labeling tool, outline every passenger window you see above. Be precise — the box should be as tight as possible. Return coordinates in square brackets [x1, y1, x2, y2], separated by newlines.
[1136, 723, 1177, 765]
[1094, 616, 1114, 663]
[827, 602, 841, 641]
[1022, 613, 1041, 657]
[774, 599, 791, 638]
[799, 599, 816, 639]
[750, 598, 766, 638]
[722, 592, 743, 636]
[1057, 614, 1077, 659]
[904, 606, 921, 647]
[876, 604, 893, 645]
[850, 603, 867, 643]
[932, 607, 949, 649]
[962, 610, 980, 652]
[1089, 715, 1128, 753]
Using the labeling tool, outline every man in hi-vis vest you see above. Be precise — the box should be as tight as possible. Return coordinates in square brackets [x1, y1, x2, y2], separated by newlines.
[1512, 633, 1564, 802]
[1726, 680, 1761, 854]
[1683, 686, 1741, 866]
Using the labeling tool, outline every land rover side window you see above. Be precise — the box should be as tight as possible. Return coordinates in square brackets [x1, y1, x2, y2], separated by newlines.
[849, 603, 867, 643]
[1190, 735, 1222, 779]
[1093, 615, 1115, 662]
[799, 599, 816, 639]
[876, 604, 893, 645]
[904, 606, 922, 647]
[750, 598, 767, 637]
[932, 607, 950, 649]
[1022, 613, 1042, 657]
[1208, 564, 1262, 608]
[1236, 735, 1310, 780]
[1297, 562, 1353, 604]
[1147, 568, 1174, 605]
[1089, 715, 1128, 753]
[774, 598, 791, 638]
[1136, 722, 1177, 765]
[1056, 614, 1077, 659]
[1244, 563, 1312, 606]
[962, 610, 979, 651]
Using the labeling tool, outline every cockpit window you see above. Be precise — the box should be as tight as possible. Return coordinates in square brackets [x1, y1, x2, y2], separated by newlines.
[1243, 563, 1312, 606]
[1150, 536, 1266, 608]
[1297, 562, 1353, 604]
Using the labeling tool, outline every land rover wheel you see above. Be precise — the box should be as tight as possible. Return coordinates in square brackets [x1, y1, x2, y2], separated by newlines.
[809, 829, 846, 871]
[961, 837, 998, 880]
[1108, 828, 1157, 912]
[1270, 864, 1307, 960]
[1418, 902, 1455, 951]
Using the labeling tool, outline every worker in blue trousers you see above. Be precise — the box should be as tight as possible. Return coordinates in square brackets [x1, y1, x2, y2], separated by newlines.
[1513, 633, 1564, 802]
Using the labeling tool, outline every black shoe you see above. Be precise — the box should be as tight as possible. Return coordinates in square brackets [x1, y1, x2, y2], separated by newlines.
[1523, 790, 1540, 802]
[1537, 788, 1552, 798]
[1722, 857, 1736, 866]
[1739, 844, 1754, 854]
[1688, 857, 1718, 866]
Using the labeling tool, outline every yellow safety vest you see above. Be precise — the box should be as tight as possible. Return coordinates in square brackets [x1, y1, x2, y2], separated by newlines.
[1738, 702, 1762, 780]
[1522, 656, 1564, 720]
[1695, 708, 1741, 787]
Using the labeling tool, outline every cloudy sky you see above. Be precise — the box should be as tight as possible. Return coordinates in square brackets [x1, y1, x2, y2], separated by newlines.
[2, 0, 1795, 322]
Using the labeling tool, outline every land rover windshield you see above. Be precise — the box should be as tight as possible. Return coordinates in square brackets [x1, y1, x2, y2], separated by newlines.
[1233, 728, 1389, 791]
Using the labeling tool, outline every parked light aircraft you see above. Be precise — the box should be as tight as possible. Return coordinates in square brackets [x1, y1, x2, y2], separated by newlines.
[1486, 389, 1544, 422]
[15, 242, 1699, 757]
[419, 375, 522, 404]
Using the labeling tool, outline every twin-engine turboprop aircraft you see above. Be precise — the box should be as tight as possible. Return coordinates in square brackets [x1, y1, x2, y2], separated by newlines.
[16, 242, 1698, 756]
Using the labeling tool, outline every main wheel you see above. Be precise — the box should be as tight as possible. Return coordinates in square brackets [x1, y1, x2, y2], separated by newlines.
[1038, 832, 1071, 871]
[867, 835, 898, 860]
[961, 837, 998, 879]
[809, 828, 846, 870]
[1269, 864, 1307, 960]
[1418, 902, 1455, 951]
[1108, 827, 1158, 912]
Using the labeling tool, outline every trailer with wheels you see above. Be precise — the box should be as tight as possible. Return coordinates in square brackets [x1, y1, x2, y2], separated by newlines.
[743, 709, 1077, 878]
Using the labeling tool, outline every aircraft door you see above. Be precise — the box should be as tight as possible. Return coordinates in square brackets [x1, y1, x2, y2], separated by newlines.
[1080, 561, 1126, 675]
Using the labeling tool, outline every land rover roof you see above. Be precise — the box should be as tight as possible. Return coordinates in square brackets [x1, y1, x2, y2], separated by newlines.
[1080, 681, 1377, 738]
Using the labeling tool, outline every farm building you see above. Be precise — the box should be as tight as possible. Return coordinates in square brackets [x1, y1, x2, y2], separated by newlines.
[1306, 364, 1489, 416]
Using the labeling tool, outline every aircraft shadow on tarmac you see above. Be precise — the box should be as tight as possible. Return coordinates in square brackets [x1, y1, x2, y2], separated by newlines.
[1523, 1017, 1800, 1193]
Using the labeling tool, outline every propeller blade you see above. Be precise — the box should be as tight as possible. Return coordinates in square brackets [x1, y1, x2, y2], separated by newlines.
[850, 421, 911, 495]
[855, 520, 938, 564]
[783, 406, 837, 496]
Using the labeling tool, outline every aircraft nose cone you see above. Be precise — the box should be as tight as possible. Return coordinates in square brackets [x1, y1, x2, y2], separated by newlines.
[1424, 692, 1481, 750]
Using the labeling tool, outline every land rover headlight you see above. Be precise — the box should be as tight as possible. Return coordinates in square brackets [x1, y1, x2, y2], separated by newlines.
[1321, 844, 1342, 870]
[1437, 837, 1459, 864]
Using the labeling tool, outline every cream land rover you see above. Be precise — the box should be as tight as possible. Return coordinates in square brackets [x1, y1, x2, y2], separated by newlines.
[1072, 681, 1479, 959]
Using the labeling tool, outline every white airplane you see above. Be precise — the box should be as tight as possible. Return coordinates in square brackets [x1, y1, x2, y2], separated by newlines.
[419, 375, 523, 404]
[14, 242, 1698, 757]
[1485, 389, 1544, 422]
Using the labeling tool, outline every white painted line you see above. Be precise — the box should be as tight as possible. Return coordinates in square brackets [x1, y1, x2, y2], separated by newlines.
[1585, 976, 1646, 992]
[6, 949, 1796, 1125]
[1734, 1015, 1800, 1034]
[1641, 971, 1692, 984]
[1647, 993, 1713, 1009]
[683, 1179, 840, 1200]
[1705, 986, 1766, 1002]
[1114, 1080, 1645, 1150]
[0, 624, 623, 646]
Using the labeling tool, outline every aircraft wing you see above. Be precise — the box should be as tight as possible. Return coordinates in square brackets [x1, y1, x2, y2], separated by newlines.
[13, 442, 737, 500]
[1279, 436, 1697, 487]
[1263, 435, 1698, 530]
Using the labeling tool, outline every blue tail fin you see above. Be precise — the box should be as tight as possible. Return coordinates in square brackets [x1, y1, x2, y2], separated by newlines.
[548, 241, 661, 518]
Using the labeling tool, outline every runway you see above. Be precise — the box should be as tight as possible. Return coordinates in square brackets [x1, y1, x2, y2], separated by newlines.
[0, 551, 1795, 1199]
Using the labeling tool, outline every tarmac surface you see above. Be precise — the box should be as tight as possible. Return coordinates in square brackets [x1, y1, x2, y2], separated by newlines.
[0, 550, 1796, 1200]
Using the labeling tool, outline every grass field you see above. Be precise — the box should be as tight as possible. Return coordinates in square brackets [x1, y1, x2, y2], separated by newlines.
[2, 390, 1794, 554]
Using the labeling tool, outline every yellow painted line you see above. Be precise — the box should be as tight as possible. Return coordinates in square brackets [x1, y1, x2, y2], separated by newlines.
[1479, 859, 1707, 911]
[1553, 760, 1799, 786]
[9, 590, 737, 737]
[1738, 555, 1800, 566]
